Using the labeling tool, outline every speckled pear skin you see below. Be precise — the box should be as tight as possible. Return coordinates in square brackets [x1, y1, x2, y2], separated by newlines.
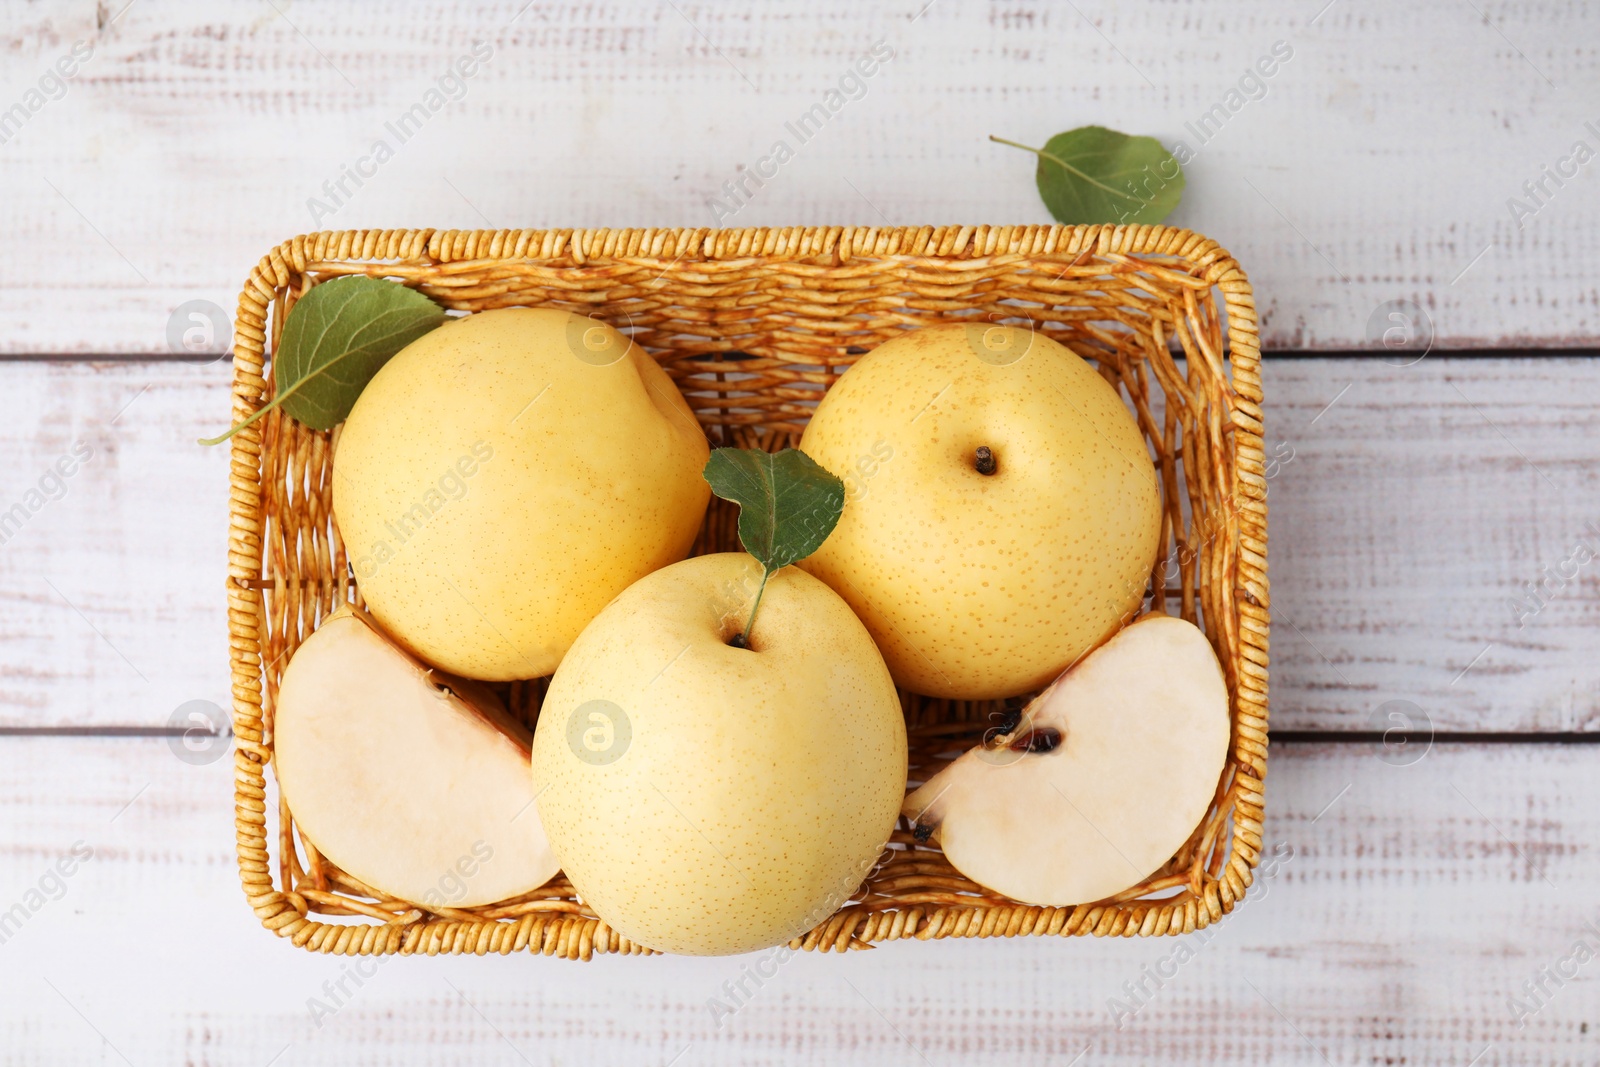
[798, 324, 1161, 701]
[531, 553, 908, 956]
[333, 307, 711, 681]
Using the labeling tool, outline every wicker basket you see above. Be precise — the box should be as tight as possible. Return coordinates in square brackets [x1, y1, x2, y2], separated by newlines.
[227, 225, 1268, 959]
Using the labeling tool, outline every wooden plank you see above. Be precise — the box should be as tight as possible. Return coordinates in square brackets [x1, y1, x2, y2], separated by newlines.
[0, 737, 1593, 1063]
[0, 357, 1595, 731]
[1, 2, 1597, 353]
[1268, 356, 1600, 733]
[0, 360, 233, 731]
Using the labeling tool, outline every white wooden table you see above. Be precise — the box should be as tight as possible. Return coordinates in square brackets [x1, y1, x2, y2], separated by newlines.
[2, 2, 1596, 1063]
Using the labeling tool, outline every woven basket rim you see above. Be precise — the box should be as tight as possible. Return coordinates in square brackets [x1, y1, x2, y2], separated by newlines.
[244, 223, 1258, 282]
[226, 225, 1268, 958]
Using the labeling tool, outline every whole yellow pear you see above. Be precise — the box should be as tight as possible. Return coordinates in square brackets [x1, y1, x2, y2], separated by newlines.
[333, 308, 710, 680]
[799, 324, 1161, 700]
[530, 553, 907, 956]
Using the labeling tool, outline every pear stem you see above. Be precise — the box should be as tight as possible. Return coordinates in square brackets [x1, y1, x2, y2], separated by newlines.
[738, 567, 773, 648]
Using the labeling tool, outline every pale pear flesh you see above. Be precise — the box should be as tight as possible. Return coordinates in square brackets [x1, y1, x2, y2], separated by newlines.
[903, 614, 1231, 907]
[273, 605, 561, 909]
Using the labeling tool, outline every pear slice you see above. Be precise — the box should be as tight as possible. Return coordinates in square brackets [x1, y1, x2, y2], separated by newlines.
[903, 614, 1230, 906]
[273, 605, 560, 909]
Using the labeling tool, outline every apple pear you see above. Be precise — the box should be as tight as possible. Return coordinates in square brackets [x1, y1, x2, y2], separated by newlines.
[530, 553, 907, 956]
[333, 307, 711, 681]
[273, 605, 561, 908]
[903, 613, 1230, 906]
[799, 323, 1161, 700]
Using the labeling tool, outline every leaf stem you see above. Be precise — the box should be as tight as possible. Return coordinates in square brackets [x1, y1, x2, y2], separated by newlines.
[739, 567, 773, 648]
[989, 134, 1145, 204]
[196, 380, 305, 446]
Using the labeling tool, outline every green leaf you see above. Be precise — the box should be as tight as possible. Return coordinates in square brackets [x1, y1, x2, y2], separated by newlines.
[991, 126, 1184, 225]
[198, 276, 445, 446]
[704, 447, 845, 572]
[703, 447, 845, 646]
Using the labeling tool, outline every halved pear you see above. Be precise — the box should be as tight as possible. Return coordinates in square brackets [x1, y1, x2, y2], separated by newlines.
[903, 614, 1230, 906]
[273, 605, 560, 908]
